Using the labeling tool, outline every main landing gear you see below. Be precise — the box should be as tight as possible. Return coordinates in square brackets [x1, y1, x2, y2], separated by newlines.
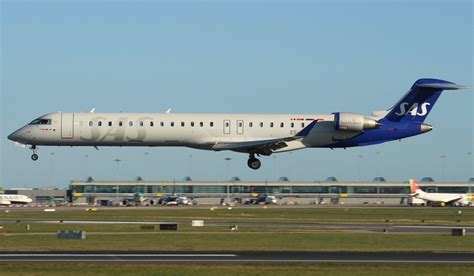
[30, 145, 39, 161]
[247, 154, 261, 170]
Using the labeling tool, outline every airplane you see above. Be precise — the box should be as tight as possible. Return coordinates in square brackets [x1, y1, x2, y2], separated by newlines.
[121, 192, 149, 206]
[7, 78, 466, 170]
[409, 179, 473, 207]
[0, 194, 33, 205]
[244, 194, 277, 205]
[157, 194, 192, 206]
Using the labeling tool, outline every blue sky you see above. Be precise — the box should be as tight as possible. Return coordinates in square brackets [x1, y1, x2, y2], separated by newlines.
[1, 1, 472, 188]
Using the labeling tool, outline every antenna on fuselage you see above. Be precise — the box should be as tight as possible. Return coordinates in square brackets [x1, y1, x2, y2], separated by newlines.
[165, 108, 172, 114]
[89, 108, 96, 113]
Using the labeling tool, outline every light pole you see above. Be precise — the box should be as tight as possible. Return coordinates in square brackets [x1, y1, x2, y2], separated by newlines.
[84, 154, 89, 178]
[188, 154, 193, 177]
[357, 154, 363, 181]
[224, 157, 231, 180]
[375, 151, 380, 177]
[114, 158, 122, 202]
[113, 158, 122, 180]
[49, 152, 55, 206]
[468, 152, 472, 179]
[224, 157, 231, 205]
[49, 152, 55, 187]
[440, 155, 447, 182]
[288, 152, 293, 179]
[144, 152, 149, 179]
[272, 155, 277, 180]
[468, 152, 473, 193]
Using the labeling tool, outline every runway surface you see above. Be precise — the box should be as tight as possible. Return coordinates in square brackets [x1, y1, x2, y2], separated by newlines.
[0, 218, 471, 233]
[0, 251, 472, 264]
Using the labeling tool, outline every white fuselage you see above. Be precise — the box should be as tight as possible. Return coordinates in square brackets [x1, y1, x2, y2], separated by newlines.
[12, 112, 358, 150]
[412, 190, 473, 206]
[0, 194, 33, 205]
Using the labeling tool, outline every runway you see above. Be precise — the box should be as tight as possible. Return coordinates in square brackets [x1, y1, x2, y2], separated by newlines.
[0, 218, 471, 233]
[0, 251, 472, 264]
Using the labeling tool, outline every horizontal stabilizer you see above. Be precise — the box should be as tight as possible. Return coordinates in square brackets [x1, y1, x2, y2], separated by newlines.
[416, 83, 467, 90]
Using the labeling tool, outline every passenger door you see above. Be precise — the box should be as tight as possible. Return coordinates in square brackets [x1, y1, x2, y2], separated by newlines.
[61, 113, 74, 139]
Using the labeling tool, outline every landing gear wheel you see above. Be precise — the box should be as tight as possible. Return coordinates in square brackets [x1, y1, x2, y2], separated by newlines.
[247, 158, 261, 170]
[30, 145, 38, 161]
[31, 153, 39, 161]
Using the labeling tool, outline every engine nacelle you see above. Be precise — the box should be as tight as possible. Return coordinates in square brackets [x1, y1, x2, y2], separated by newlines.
[0, 199, 11, 205]
[333, 112, 382, 131]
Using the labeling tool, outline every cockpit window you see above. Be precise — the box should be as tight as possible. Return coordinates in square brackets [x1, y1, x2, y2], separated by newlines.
[29, 119, 52, 125]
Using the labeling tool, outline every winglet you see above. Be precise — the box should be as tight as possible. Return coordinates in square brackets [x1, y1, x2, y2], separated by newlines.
[295, 120, 319, 137]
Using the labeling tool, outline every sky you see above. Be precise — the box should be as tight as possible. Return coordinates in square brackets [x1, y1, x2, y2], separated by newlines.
[1, 0, 472, 189]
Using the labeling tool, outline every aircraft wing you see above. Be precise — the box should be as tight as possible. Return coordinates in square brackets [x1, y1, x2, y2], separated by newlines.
[444, 196, 464, 204]
[211, 120, 319, 155]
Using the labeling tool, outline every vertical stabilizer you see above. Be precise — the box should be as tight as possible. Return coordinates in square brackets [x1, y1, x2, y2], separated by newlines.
[384, 79, 465, 123]
[409, 179, 422, 194]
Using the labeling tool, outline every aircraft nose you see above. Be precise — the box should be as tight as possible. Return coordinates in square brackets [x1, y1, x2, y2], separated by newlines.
[8, 129, 31, 143]
[7, 131, 19, 141]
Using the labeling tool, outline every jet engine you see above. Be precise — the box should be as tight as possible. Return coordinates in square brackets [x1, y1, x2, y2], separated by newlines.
[333, 112, 382, 131]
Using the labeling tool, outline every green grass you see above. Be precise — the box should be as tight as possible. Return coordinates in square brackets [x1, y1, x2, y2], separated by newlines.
[1, 232, 472, 252]
[1, 207, 473, 225]
[1, 207, 472, 252]
[1, 263, 473, 276]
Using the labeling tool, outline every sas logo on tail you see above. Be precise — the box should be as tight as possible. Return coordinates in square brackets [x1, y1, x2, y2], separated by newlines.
[395, 102, 430, 116]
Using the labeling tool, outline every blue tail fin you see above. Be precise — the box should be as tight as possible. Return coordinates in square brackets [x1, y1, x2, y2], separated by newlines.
[384, 78, 465, 123]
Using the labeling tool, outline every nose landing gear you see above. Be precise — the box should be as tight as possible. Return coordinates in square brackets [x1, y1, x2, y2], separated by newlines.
[247, 154, 261, 170]
[30, 145, 39, 161]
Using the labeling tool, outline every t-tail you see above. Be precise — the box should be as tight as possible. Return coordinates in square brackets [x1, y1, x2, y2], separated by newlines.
[383, 79, 466, 123]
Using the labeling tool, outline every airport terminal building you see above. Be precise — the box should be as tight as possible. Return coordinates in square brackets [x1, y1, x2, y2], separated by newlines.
[69, 177, 474, 205]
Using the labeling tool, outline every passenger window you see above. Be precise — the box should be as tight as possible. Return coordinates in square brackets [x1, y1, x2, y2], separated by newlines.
[270, 122, 274, 128]
[129, 121, 133, 127]
[140, 121, 144, 127]
[239, 122, 242, 127]
[210, 122, 214, 127]
[200, 122, 204, 127]
[98, 121, 102, 127]
[225, 122, 229, 127]
[260, 122, 264, 128]
[191, 122, 194, 127]
[89, 121, 93, 127]
[119, 121, 123, 127]
[249, 122, 253, 127]
[171, 122, 174, 127]
[108, 121, 112, 127]
[160, 121, 164, 127]
[181, 122, 185, 127]
[291, 122, 294, 128]
[280, 122, 284, 127]
[150, 121, 154, 127]
[301, 123, 305, 128]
